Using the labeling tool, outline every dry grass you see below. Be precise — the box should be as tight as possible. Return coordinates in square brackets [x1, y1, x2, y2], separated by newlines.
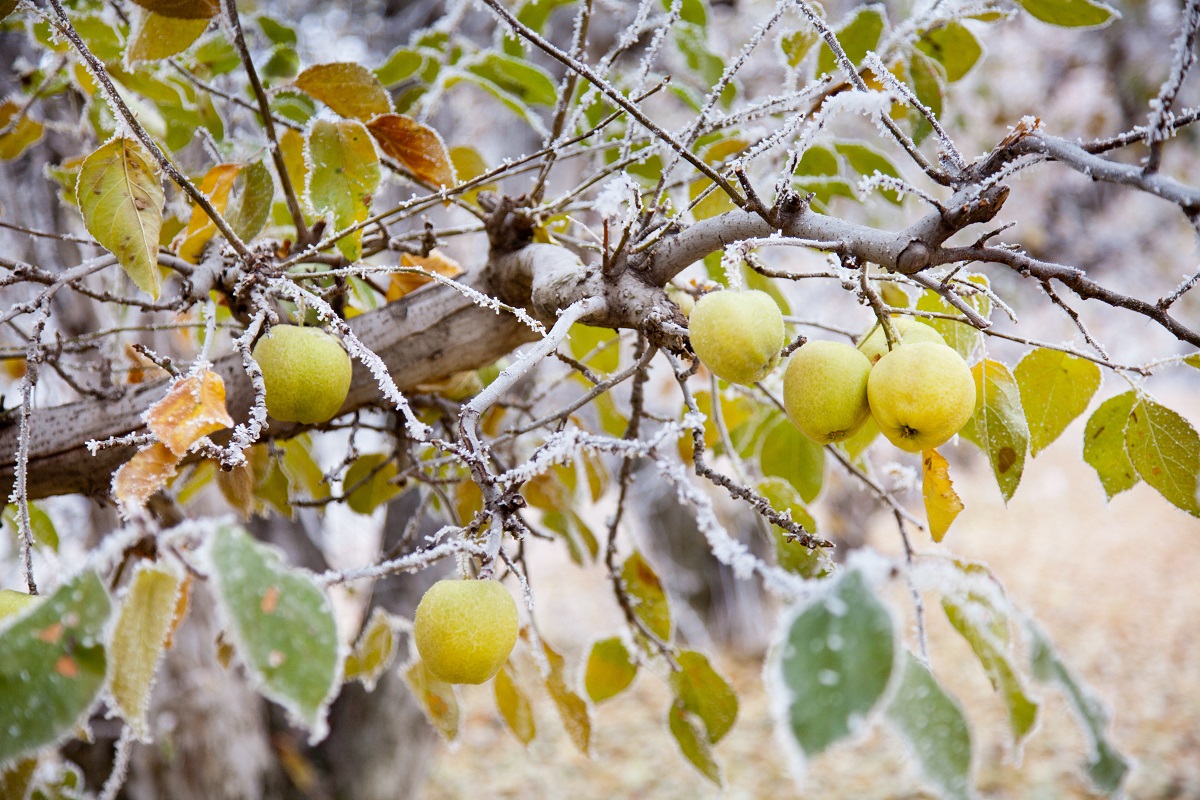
[422, 415, 1200, 799]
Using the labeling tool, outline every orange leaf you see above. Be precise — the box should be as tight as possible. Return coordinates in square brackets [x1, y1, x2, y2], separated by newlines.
[922, 448, 964, 542]
[366, 114, 457, 188]
[113, 442, 182, 511]
[146, 370, 235, 456]
[295, 63, 392, 121]
[174, 163, 241, 263]
[386, 250, 463, 301]
[164, 575, 191, 649]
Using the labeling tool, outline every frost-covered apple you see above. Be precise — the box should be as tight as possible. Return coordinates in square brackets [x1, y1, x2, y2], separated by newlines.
[867, 342, 976, 453]
[783, 340, 873, 444]
[413, 579, 518, 685]
[252, 325, 352, 425]
[857, 317, 947, 364]
[688, 289, 785, 385]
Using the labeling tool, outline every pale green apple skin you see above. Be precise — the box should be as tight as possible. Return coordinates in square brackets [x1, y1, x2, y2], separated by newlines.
[688, 290, 785, 385]
[783, 341, 873, 444]
[414, 579, 519, 685]
[252, 325, 352, 425]
[867, 342, 976, 453]
[857, 317, 947, 364]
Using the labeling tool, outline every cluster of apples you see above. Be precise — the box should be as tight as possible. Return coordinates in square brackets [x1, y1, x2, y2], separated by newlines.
[688, 289, 976, 453]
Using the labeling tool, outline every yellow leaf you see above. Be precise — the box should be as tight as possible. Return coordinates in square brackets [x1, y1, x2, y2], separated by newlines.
[128, 0, 218, 19]
[386, 250, 463, 301]
[174, 163, 240, 264]
[344, 607, 398, 691]
[404, 659, 460, 741]
[113, 442, 181, 511]
[0, 101, 43, 160]
[922, 449, 963, 542]
[366, 113, 457, 188]
[77, 138, 164, 298]
[145, 369, 235, 456]
[127, 9, 209, 62]
[108, 563, 183, 740]
[296, 63, 392, 121]
[306, 119, 380, 261]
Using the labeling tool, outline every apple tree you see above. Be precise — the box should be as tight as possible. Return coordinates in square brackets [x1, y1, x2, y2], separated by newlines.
[1, 0, 1198, 795]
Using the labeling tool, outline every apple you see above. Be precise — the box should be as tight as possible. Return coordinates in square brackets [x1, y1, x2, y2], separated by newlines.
[688, 290, 785, 385]
[252, 325, 352, 424]
[857, 317, 947, 364]
[783, 340, 873, 444]
[867, 342, 976, 453]
[413, 579, 518, 685]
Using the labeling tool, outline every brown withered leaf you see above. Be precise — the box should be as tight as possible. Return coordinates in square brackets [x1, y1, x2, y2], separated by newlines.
[366, 114, 457, 189]
[145, 370, 234, 457]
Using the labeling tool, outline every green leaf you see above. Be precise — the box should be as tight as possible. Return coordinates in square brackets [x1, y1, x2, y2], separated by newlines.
[1015, 0, 1117, 27]
[263, 46, 300, 83]
[517, 0, 577, 31]
[280, 434, 330, 502]
[960, 360, 1029, 503]
[1184, 353, 1200, 370]
[750, 412, 825, 504]
[621, 551, 672, 643]
[227, 159, 274, 243]
[1082, 391, 1140, 499]
[1026, 618, 1128, 792]
[77, 138, 165, 299]
[343, 607, 397, 691]
[0, 571, 111, 766]
[757, 477, 830, 579]
[568, 323, 621, 374]
[463, 53, 558, 107]
[543, 640, 591, 754]
[664, 0, 708, 26]
[885, 652, 974, 800]
[835, 141, 902, 205]
[915, 21, 982, 82]
[772, 569, 895, 756]
[1125, 396, 1200, 516]
[108, 563, 183, 741]
[256, 15, 297, 45]
[670, 650, 738, 743]
[915, 289, 979, 360]
[3, 503, 59, 552]
[127, 10, 208, 62]
[0, 590, 39, 620]
[794, 143, 840, 177]
[404, 659, 460, 741]
[375, 47, 425, 86]
[296, 62, 392, 121]
[669, 702, 722, 785]
[494, 663, 536, 745]
[343, 453, 402, 515]
[129, 0, 218, 19]
[780, 28, 819, 68]
[306, 119, 381, 261]
[817, 5, 886, 75]
[942, 576, 1039, 745]
[208, 523, 340, 741]
[1015, 348, 1102, 456]
[584, 637, 638, 703]
[907, 50, 945, 145]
